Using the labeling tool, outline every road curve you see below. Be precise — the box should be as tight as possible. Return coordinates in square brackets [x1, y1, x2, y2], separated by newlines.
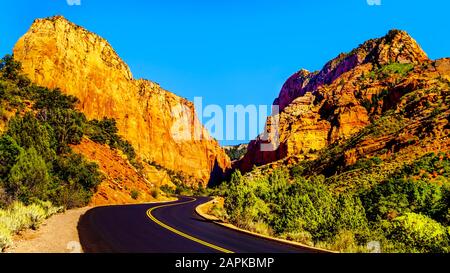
[77, 196, 321, 253]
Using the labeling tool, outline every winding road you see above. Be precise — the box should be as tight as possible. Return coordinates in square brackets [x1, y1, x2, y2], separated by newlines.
[77, 196, 320, 253]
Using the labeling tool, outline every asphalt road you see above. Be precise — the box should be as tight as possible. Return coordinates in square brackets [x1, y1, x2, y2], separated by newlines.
[77, 196, 321, 253]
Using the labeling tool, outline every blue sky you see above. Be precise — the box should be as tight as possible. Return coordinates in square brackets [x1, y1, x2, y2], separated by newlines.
[1, 0, 449, 145]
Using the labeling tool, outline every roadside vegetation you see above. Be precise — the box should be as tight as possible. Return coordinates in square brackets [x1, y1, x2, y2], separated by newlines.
[147, 159, 209, 196]
[160, 181, 209, 197]
[0, 201, 63, 251]
[214, 152, 450, 253]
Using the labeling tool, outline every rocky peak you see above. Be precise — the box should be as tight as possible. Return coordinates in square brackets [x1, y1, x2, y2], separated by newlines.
[13, 16, 230, 185]
[275, 29, 428, 110]
[239, 30, 447, 173]
[26, 15, 133, 81]
[363, 29, 428, 65]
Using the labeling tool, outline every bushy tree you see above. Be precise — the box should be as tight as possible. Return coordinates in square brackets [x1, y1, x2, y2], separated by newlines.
[40, 108, 85, 153]
[86, 117, 136, 160]
[86, 118, 119, 144]
[336, 194, 369, 231]
[32, 87, 79, 110]
[0, 55, 30, 88]
[49, 152, 102, 208]
[53, 152, 103, 191]
[6, 112, 55, 161]
[6, 148, 51, 203]
[224, 171, 247, 220]
[279, 178, 337, 240]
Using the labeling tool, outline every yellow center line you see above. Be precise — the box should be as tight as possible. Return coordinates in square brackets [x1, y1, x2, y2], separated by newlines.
[146, 197, 234, 253]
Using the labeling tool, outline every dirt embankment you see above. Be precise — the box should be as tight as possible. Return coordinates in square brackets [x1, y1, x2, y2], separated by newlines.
[72, 138, 174, 206]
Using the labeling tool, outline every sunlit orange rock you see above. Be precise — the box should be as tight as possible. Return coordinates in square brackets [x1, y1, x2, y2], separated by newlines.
[13, 16, 230, 186]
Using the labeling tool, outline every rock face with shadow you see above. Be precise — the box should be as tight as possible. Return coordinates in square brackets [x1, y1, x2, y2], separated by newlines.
[13, 16, 230, 186]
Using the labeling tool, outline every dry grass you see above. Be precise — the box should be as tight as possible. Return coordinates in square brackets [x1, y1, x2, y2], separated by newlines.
[0, 201, 62, 251]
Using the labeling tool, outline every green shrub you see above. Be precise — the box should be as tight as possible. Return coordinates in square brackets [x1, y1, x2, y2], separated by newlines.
[361, 166, 449, 224]
[335, 194, 369, 232]
[52, 184, 93, 209]
[395, 152, 450, 179]
[151, 189, 160, 199]
[219, 149, 450, 253]
[379, 63, 414, 78]
[241, 219, 273, 236]
[349, 157, 383, 171]
[224, 145, 247, 161]
[51, 152, 103, 208]
[274, 178, 337, 240]
[387, 213, 449, 252]
[86, 117, 136, 161]
[23, 203, 47, 230]
[130, 189, 140, 200]
[0, 187, 12, 208]
[53, 152, 103, 192]
[290, 164, 305, 177]
[208, 203, 228, 220]
[315, 230, 364, 253]
[33, 199, 63, 216]
[223, 171, 268, 224]
[160, 185, 175, 195]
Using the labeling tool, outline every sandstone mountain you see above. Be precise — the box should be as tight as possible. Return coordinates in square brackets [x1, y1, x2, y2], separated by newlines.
[13, 16, 230, 186]
[239, 29, 450, 173]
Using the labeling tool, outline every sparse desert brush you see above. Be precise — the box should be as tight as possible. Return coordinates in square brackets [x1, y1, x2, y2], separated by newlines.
[240, 219, 274, 237]
[34, 200, 64, 216]
[0, 223, 12, 251]
[1, 202, 34, 232]
[24, 203, 47, 230]
[0, 201, 61, 252]
[281, 230, 314, 246]
[208, 203, 228, 221]
[314, 230, 366, 253]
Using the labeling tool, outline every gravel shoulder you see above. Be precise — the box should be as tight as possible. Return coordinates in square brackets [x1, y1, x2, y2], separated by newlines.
[5, 207, 92, 253]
